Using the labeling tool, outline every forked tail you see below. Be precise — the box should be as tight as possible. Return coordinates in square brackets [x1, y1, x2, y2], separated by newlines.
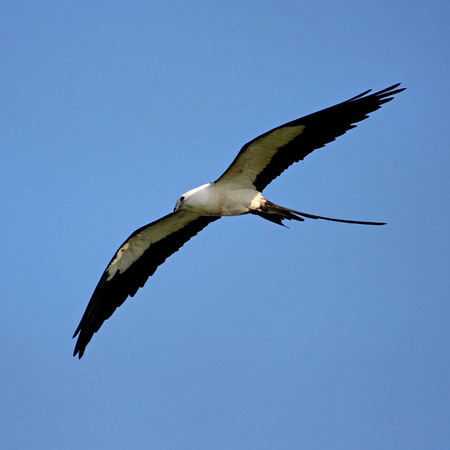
[252, 200, 386, 227]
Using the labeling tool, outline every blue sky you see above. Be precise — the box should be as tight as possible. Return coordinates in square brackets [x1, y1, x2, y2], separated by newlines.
[1, 1, 449, 449]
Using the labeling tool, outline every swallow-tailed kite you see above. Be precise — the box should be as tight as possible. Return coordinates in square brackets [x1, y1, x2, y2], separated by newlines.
[73, 83, 404, 358]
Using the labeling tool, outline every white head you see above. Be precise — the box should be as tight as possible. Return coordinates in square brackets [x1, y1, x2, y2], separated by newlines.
[174, 183, 212, 212]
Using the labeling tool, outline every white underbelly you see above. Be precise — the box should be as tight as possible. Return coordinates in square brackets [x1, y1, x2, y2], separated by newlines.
[219, 186, 264, 216]
[184, 183, 263, 216]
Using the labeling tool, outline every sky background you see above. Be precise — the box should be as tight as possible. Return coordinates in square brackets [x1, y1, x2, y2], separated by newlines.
[1, 1, 449, 449]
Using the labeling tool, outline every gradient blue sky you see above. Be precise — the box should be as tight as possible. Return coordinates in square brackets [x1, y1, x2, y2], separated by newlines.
[2, 1, 449, 449]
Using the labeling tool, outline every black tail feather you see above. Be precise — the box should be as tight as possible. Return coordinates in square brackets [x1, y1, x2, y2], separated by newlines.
[251, 209, 304, 227]
[258, 200, 386, 226]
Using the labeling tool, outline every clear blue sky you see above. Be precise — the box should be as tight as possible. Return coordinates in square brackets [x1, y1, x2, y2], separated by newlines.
[1, 1, 449, 449]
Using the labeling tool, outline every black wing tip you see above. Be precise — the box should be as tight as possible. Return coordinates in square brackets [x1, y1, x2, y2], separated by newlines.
[73, 347, 84, 359]
[346, 83, 405, 105]
[72, 305, 96, 359]
[72, 325, 80, 339]
[73, 329, 88, 358]
[354, 83, 405, 103]
[73, 305, 100, 359]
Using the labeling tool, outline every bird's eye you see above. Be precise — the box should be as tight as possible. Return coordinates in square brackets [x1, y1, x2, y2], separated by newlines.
[180, 196, 185, 202]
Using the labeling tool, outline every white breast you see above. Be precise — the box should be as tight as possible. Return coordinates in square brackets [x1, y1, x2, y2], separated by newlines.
[181, 182, 263, 216]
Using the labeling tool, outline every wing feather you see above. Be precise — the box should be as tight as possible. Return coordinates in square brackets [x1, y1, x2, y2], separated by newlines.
[73, 211, 220, 358]
[215, 84, 404, 191]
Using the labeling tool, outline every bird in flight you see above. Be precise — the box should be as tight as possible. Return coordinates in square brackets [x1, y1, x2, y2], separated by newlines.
[73, 83, 404, 358]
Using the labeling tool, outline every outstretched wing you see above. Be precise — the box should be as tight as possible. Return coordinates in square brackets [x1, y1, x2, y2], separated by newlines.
[73, 210, 220, 358]
[215, 84, 405, 192]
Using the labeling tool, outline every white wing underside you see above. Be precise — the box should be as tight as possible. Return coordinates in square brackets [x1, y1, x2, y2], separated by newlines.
[216, 125, 305, 187]
[107, 210, 202, 280]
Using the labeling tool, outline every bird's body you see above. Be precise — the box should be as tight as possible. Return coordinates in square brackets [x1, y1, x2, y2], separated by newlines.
[176, 183, 264, 216]
[73, 84, 405, 358]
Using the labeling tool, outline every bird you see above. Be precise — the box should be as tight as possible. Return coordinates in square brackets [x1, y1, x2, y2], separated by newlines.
[73, 83, 404, 358]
